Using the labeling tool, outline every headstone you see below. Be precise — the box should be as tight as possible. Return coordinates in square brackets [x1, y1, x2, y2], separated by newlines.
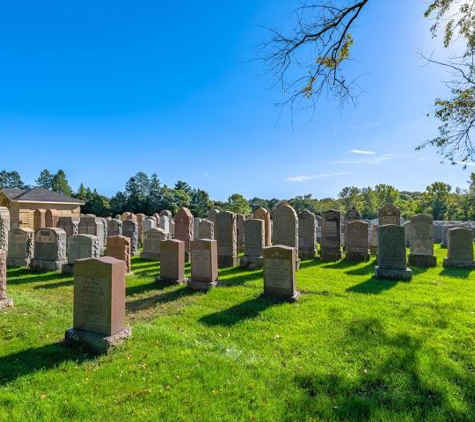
[108, 219, 122, 237]
[346, 220, 370, 262]
[403, 221, 412, 247]
[30, 228, 68, 272]
[143, 217, 156, 233]
[272, 204, 300, 268]
[236, 214, 245, 254]
[240, 219, 265, 269]
[64, 256, 131, 353]
[207, 209, 220, 227]
[169, 218, 175, 238]
[156, 239, 187, 284]
[141, 228, 168, 260]
[106, 235, 132, 273]
[160, 210, 172, 218]
[298, 210, 317, 260]
[0, 207, 10, 252]
[378, 204, 401, 226]
[99, 217, 108, 249]
[443, 227, 475, 268]
[253, 207, 271, 246]
[433, 222, 443, 243]
[441, 224, 459, 248]
[320, 210, 342, 261]
[136, 213, 146, 245]
[57, 217, 79, 245]
[63, 234, 101, 275]
[316, 215, 323, 243]
[78, 217, 105, 253]
[194, 217, 203, 240]
[343, 209, 362, 247]
[198, 219, 214, 240]
[160, 215, 170, 236]
[122, 220, 139, 256]
[369, 224, 378, 255]
[216, 211, 238, 268]
[187, 239, 219, 291]
[0, 250, 13, 309]
[7, 228, 34, 268]
[375, 225, 412, 281]
[408, 215, 436, 267]
[34, 209, 46, 231]
[45, 209, 59, 228]
[175, 207, 194, 261]
[261, 245, 299, 302]
[153, 213, 161, 226]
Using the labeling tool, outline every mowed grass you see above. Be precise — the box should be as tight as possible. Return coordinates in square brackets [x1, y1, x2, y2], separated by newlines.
[1, 246, 475, 421]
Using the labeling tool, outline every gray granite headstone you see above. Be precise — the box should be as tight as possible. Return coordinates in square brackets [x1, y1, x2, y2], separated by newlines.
[408, 215, 436, 267]
[375, 225, 412, 281]
[7, 228, 34, 268]
[443, 227, 475, 268]
[31, 228, 68, 272]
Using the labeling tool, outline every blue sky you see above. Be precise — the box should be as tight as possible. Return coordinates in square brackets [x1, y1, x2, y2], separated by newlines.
[0, 1, 472, 201]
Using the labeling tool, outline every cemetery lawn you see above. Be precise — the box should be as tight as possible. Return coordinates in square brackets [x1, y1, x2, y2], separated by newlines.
[2, 246, 475, 422]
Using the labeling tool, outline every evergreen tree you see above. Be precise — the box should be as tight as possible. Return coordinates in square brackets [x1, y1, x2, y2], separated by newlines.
[0, 170, 25, 189]
[51, 170, 72, 196]
[35, 169, 54, 189]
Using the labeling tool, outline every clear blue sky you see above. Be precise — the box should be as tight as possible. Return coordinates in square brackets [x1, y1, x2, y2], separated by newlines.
[0, 1, 471, 201]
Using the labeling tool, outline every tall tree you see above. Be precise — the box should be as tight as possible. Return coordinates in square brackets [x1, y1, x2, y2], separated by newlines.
[223, 193, 252, 215]
[189, 189, 213, 218]
[51, 170, 72, 196]
[35, 169, 54, 189]
[146, 173, 162, 215]
[0, 170, 25, 189]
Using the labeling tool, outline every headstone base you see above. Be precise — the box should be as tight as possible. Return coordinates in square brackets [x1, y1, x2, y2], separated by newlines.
[320, 249, 342, 262]
[156, 276, 188, 285]
[218, 256, 239, 268]
[187, 279, 218, 292]
[346, 252, 370, 262]
[6, 257, 31, 268]
[31, 259, 68, 272]
[140, 252, 160, 260]
[369, 246, 378, 255]
[443, 258, 475, 269]
[298, 249, 316, 260]
[375, 266, 412, 281]
[62, 263, 75, 275]
[64, 327, 132, 354]
[259, 291, 301, 303]
[239, 256, 263, 270]
[0, 298, 14, 309]
[408, 254, 437, 267]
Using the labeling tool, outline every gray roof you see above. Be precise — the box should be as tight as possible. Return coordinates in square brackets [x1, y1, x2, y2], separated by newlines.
[1, 188, 84, 205]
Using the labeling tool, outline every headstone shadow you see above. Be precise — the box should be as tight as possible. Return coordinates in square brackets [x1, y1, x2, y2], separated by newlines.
[344, 261, 376, 276]
[346, 276, 398, 295]
[126, 279, 172, 296]
[126, 286, 198, 313]
[6, 270, 71, 285]
[439, 267, 474, 279]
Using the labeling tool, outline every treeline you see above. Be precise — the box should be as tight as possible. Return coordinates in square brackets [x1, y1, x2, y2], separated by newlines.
[1, 169, 475, 221]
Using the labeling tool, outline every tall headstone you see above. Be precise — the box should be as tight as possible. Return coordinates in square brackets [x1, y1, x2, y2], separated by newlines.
[369, 224, 378, 255]
[408, 215, 436, 267]
[236, 214, 245, 254]
[316, 215, 323, 243]
[64, 256, 131, 353]
[175, 207, 194, 261]
[160, 210, 173, 218]
[0, 250, 13, 309]
[253, 207, 271, 246]
[30, 228, 68, 272]
[0, 207, 10, 252]
[346, 220, 370, 262]
[122, 220, 139, 256]
[160, 215, 170, 236]
[378, 204, 401, 226]
[375, 225, 412, 281]
[141, 228, 168, 260]
[207, 209, 220, 228]
[63, 234, 101, 275]
[261, 245, 299, 302]
[170, 218, 175, 238]
[272, 204, 300, 268]
[45, 209, 59, 228]
[198, 219, 214, 240]
[136, 213, 146, 245]
[57, 217, 79, 244]
[443, 227, 475, 268]
[240, 219, 265, 269]
[216, 210, 238, 268]
[108, 218, 122, 237]
[156, 239, 187, 284]
[298, 210, 317, 260]
[100, 217, 109, 249]
[143, 217, 156, 234]
[153, 213, 161, 226]
[187, 239, 219, 291]
[441, 224, 459, 248]
[78, 217, 105, 253]
[403, 221, 412, 247]
[34, 209, 46, 231]
[7, 228, 34, 268]
[343, 209, 362, 247]
[194, 217, 203, 240]
[106, 235, 132, 274]
[320, 210, 342, 261]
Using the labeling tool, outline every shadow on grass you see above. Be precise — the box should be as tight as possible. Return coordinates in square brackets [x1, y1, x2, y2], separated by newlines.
[439, 267, 474, 279]
[344, 261, 376, 276]
[126, 279, 172, 296]
[320, 259, 363, 270]
[126, 287, 198, 313]
[288, 318, 475, 420]
[346, 276, 398, 295]
[34, 280, 74, 290]
[218, 268, 263, 288]
[0, 342, 94, 386]
[298, 259, 319, 270]
[199, 297, 280, 326]
[7, 270, 72, 285]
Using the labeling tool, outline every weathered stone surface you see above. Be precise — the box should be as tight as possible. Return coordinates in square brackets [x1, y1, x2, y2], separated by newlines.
[216, 211, 238, 268]
[45, 209, 59, 228]
[273, 204, 300, 268]
[160, 215, 170, 236]
[160, 210, 172, 218]
[375, 225, 412, 281]
[99, 217, 108, 248]
[63, 234, 101, 275]
[106, 235, 132, 273]
[253, 207, 271, 246]
[143, 217, 156, 234]
[187, 239, 218, 291]
[0, 207, 10, 253]
[298, 210, 317, 260]
[378, 204, 401, 226]
[78, 217, 105, 253]
[175, 207, 194, 261]
[108, 219, 122, 237]
[141, 228, 168, 260]
[207, 209, 220, 228]
[31, 228, 68, 272]
[57, 217, 79, 245]
[198, 219, 214, 240]
[443, 227, 475, 268]
[64, 256, 130, 353]
[0, 249, 13, 309]
[236, 214, 245, 254]
[34, 209, 46, 231]
[346, 220, 370, 262]
[157, 239, 187, 284]
[136, 213, 146, 245]
[261, 245, 299, 302]
[408, 214, 436, 267]
[122, 220, 139, 256]
[369, 224, 378, 255]
[316, 215, 323, 243]
[320, 210, 342, 261]
[7, 228, 34, 267]
[441, 224, 460, 248]
[343, 209, 361, 248]
[403, 221, 412, 246]
[240, 219, 265, 270]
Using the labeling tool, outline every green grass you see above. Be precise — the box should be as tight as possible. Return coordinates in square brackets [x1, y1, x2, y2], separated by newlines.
[1, 246, 475, 421]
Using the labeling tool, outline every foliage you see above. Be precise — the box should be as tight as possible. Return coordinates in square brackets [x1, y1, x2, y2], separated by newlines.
[223, 193, 252, 216]
[0, 170, 25, 189]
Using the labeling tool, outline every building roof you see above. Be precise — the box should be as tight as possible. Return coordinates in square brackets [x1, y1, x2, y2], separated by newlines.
[1, 188, 85, 205]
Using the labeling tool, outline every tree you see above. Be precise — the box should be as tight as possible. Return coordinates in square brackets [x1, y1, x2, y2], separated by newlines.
[36, 169, 54, 189]
[110, 191, 128, 216]
[338, 186, 362, 211]
[174, 180, 192, 195]
[422, 182, 452, 220]
[0, 170, 25, 189]
[51, 170, 72, 196]
[160, 187, 190, 215]
[223, 193, 252, 215]
[82, 189, 111, 217]
[190, 189, 213, 218]
[146, 173, 162, 215]
[125, 172, 150, 213]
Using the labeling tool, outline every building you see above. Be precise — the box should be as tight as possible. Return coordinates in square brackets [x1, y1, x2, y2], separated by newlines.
[0, 188, 84, 229]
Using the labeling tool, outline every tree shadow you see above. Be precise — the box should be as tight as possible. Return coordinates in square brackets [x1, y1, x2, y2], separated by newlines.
[199, 297, 281, 327]
[126, 287, 198, 314]
[439, 267, 474, 279]
[0, 342, 94, 386]
[346, 276, 398, 295]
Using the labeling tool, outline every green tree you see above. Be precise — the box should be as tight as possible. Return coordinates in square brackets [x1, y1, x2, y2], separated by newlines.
[248, 197, 270, 212]
[422, 182, 452, 220]
[51, 170, 72, 196]
[190, 189, 213, 218]
[160, 187, 191, 215]
[35, 169, 54, 189]
[125, 172, 150, 213]
[338, 186, 362, 211]
[0, 170, 25, 189]
[110, 191, 128, 216]
[174, 180, 192, 195]
[146, 173, 162, 215]
[223, 193, 252, 215]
